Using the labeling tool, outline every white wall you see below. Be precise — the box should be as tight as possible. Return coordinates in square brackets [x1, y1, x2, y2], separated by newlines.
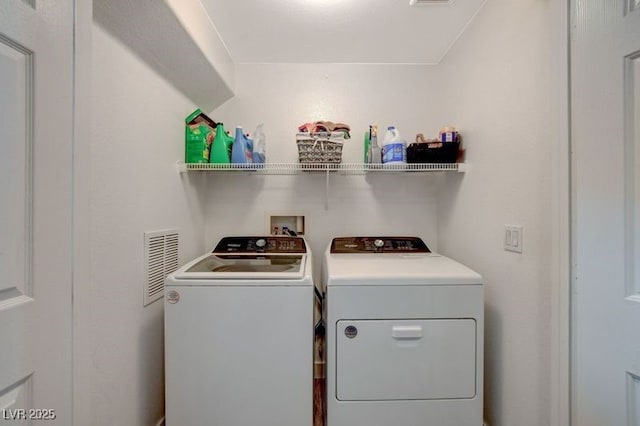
[435, 1, 553, 425]
[85, 23, 208, 425]
[209, 63, 451, 277]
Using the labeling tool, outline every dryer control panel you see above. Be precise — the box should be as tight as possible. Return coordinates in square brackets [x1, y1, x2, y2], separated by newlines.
[330, 237, 430, 253]
[214, 236, 307, 254]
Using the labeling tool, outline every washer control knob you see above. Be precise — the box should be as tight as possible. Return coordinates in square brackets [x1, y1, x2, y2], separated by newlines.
[255, 239, 267, 249]
[374, 239, 385, 249]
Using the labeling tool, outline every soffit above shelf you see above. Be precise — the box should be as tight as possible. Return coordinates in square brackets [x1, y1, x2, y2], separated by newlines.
[94, 0, 235, 112]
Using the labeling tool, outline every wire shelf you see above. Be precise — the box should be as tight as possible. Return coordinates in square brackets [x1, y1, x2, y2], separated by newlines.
[179, 162, 464, 174]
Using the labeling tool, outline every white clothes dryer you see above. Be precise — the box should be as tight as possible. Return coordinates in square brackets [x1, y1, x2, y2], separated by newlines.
[165, 236, 314, 426]
[323, 236, 484, 426]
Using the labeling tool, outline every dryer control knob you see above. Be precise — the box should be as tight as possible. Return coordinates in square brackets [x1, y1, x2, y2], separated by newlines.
[374, 239, 385, 249]
[255, 239, 267, 249]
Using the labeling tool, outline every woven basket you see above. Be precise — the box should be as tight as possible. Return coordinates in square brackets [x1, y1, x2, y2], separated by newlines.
[296, 132, 343, 164]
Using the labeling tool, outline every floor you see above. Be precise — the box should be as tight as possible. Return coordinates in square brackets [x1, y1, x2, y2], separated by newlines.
[314, 378, 326, 426]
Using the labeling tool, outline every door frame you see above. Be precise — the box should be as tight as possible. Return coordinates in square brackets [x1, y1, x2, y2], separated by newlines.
[72, 0, 93, 424]
[65, 0, 574, 424]
[550, 0, 571, 425]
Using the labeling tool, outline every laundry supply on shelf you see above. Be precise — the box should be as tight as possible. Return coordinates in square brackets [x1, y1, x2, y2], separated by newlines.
[295, 132, 346, 164]
[252, 124, 266, 165]
[296, 120, 351, 165]
[185, 109, 218, 163]
[231, 126, 253, 164]
[407, 126, 462, 163]
[370, 124, 381, 164]
[364, 130, 370, 163]
[382, 125, 407, 166]
[210, 123, 234, 164]
[298, 121, 351, 139]
[439, 126, 459, 143]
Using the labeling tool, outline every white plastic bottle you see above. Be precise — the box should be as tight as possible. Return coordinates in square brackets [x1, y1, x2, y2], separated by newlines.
[370, 124, 381, 164]
[381, 126, 406, 166]
[252, 123, 266, 165]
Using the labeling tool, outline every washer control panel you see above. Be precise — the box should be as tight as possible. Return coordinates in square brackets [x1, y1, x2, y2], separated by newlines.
[330, 237, 430, 253]
[214, 236, 307, 253]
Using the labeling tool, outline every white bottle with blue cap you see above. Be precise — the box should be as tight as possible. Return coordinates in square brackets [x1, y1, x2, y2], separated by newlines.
[382, 125, 407, 166]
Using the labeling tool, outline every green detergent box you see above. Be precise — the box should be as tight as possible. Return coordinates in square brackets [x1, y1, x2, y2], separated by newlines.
[185, 109, 218, 163]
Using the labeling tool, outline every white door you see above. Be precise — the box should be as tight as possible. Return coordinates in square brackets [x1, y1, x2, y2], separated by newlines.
[335, 319, 477, 401]
[0, 0, 73, 424]
[571, 0, 640, 424]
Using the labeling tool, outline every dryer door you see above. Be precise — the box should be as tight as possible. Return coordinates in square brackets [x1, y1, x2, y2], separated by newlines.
[336, 319, 477, 401]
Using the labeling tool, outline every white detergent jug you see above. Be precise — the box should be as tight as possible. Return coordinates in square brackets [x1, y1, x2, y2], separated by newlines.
[382, 126, 407, 166]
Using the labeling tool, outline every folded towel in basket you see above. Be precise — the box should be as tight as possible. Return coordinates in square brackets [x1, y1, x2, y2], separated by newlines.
[298, 121, 351, 138]
[296, 131, 346, 143]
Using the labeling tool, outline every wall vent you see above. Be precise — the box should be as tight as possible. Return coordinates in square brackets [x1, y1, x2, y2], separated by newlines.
[410, 0, 451, 5]
[143, 229, 179, 307]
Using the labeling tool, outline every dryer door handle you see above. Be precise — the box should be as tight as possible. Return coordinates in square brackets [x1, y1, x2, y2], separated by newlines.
[391, 325, 423, 339]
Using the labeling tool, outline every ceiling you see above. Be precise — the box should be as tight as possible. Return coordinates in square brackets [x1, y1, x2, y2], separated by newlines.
[199, 0, 487, 64]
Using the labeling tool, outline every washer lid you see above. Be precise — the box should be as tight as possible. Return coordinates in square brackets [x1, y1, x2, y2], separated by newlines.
[174, 253, 307, 280]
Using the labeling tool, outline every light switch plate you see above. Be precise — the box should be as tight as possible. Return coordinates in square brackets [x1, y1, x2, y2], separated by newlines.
[504, 225, 523, 253]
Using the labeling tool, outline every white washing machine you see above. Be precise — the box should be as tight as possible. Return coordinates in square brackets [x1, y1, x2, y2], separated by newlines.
[323, 236, 484, 426]
[165, 236, 314, 426]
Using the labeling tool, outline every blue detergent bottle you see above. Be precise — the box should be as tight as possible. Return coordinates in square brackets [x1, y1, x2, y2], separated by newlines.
[231, 126, 253, 164]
